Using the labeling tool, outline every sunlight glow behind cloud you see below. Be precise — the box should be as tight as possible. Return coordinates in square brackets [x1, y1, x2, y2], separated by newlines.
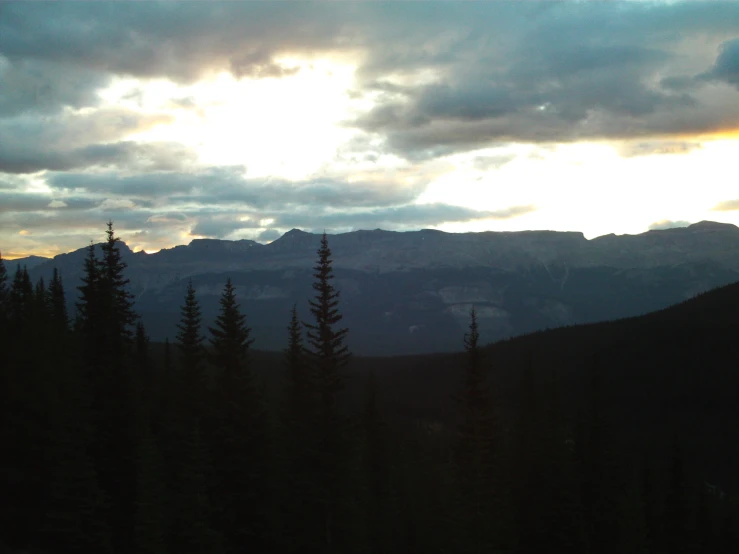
[2, 1, 739, 258]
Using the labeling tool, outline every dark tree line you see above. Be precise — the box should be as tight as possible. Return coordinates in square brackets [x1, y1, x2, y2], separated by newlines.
[2, 224, 739, 554]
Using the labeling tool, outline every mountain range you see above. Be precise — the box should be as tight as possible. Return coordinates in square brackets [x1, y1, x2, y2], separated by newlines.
[9, 220, 739, 355]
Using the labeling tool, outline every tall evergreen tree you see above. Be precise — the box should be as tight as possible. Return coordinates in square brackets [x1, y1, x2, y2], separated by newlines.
[304, 232, 350, 398]
[0, 251, 8, 319]
[75, 224, 139, 554]
[209, 278, 253, 375]
[454, 306, 505, 554]
[208, 278, 267, 552]
[284, 303, 309, 425]
[9, 265, 33, 328]
[48, 268, 69, 332]
[100, 220, 137, 347]
[303, 232, 351, 553]
[280, 304, 316, 553]
[75, 242, 102, 350]
[176, 279, 206, 413]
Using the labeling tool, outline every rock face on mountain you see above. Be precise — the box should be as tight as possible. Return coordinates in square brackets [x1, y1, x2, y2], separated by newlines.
[13, 221, 739, 355]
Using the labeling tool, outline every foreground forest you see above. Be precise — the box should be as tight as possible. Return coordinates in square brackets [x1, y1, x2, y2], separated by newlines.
[2, 222, 739, 554]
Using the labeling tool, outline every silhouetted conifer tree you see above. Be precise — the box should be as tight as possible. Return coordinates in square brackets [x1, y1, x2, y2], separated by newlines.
[75, 223, 139, 553]
[208, 278, 268, 552]
[0, 251, 8, 319]
[303, 232, 351, 552]
[454, 306, 505, 553]
[176, 279, 206, 415]
[9, 265, 33, 328]
[48, 268, 69, 332]
[100, 221, 137, 347]
[209, 278, 253, 374]
[284, 304, 309, 426]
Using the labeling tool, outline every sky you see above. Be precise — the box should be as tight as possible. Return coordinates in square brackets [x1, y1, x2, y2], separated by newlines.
[2, 1, 739, 259]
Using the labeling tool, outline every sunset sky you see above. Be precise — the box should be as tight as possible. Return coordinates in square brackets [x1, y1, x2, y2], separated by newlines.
[2, 1, 739, 259]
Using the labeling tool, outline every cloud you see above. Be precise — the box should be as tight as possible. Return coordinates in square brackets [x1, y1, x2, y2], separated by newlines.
[269, 202, 536, 232]
[2, 2, 739, 255]
[0, 57, 110, 116]
[258, 229, 281, 242]
[712, 199, 739, 212]
[191, 215, 261, 238]
[0, 108, 179, 173]
[47, 167, 428, 210]
[616, 140, 702, 158]
[346, 3, 739, 158]
[0, 140, 195, 175]
[472, 154, 517, 171]
[0, 3, 346, 83]
[0, 192, 98, 214]
[699, 38, 739, 87]
[648, 219, 691, 231]
[178, 203, 536, 240]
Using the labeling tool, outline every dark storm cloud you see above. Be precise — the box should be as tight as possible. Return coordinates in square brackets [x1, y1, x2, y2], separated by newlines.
[712, 199, 739, 211]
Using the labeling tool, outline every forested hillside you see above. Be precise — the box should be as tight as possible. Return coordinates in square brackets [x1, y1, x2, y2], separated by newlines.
[2, 223, 739, 554]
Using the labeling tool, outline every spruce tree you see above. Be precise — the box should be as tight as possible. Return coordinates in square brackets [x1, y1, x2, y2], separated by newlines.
[280, 304, 315, 553]
[9, 265, 33, 328]
[76, 224, 139, 554]
[209, 278, 253, 375]
[0, 251, 8, 320]
[304, 232, 350, 398]
[100, 220, 137, 347]
[176, 279, 206, 413]
[303, 232, 351, 552]
[3, 265, 44, 548]
[48, 268, 69, 332]
[454, 306, 504, 554]
[208, 278, 267, 552]
[75, 242, 102, 350]
[284, 303, 308, 425]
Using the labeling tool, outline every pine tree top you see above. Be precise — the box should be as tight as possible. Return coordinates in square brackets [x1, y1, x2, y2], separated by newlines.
[209, 278, 254, 372]
[0, 250, 7, 290]
[176, 279, 204, 349]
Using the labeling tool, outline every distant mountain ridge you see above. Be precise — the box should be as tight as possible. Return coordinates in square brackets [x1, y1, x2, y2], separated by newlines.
[10, 220, 739, 274]
[8, 221, 739, 355]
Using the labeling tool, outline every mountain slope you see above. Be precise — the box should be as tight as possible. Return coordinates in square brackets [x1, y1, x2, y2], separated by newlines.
[12, 221, 739, 355]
